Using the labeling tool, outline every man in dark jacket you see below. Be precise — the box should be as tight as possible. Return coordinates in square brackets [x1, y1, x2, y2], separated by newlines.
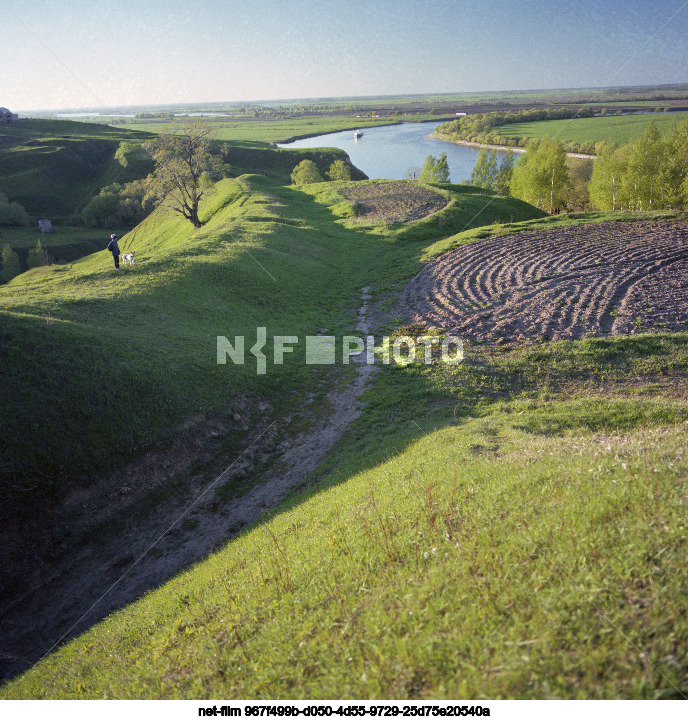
[107, 234, 120, 270]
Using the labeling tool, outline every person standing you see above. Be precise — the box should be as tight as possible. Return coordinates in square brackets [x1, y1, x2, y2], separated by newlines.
[107, 234, 120, 270]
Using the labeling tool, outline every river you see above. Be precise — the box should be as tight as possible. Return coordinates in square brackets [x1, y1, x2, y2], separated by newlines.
[277, 120, 515, 182]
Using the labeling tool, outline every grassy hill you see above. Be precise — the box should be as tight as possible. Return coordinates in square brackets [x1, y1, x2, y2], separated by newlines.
[0, 119, 155, 221]
[0, 179, 542, 507]
[0, 119, 365, 218]
[2, 174, 687, 699]
[0, 118, 366, 279]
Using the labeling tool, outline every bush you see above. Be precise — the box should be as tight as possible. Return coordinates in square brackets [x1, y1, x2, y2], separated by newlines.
[291, 160, 323, 185]
[327, 160, 352, 181]
[1, 244, 22, 282]
[27, 239, 47, 268]
[81, 180, 152, 227]
[0, 193, 31, 226]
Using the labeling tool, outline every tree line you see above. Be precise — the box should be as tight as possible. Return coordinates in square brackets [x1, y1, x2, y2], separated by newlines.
[466, 118, 688, 215]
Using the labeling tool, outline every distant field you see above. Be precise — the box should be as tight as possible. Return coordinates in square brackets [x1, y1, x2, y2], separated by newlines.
[494, 111, 688, 145]
[116, 114, 449, 144]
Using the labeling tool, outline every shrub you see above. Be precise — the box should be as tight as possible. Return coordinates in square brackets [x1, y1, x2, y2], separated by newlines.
[291, 159, 323, 185]
[0, 193, 31, 226]
[1, 244, 22, 282]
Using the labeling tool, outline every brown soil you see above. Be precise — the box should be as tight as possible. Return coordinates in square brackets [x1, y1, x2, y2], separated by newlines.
[337, 181, 448, 224]
[403, 220, 688, 345]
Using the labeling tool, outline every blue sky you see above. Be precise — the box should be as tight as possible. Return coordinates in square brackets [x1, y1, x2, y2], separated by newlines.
[4, 0, 688, 111]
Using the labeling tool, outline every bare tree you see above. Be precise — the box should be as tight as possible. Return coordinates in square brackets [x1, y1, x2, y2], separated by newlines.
[143, 122, 228, 230]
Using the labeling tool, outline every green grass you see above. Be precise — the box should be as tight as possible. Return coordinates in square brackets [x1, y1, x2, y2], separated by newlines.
[0, 118, 367, 225]
[0, 119, 155, 220]
[5, 333, 688, 699]
[3, 162, 687, 699]
[117, 114, 448, 145]
[0, 177, 540, 507]
[493, 112, 688, 146]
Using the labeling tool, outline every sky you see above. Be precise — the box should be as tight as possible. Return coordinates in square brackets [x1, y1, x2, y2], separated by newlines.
[3, 0, 688, 112]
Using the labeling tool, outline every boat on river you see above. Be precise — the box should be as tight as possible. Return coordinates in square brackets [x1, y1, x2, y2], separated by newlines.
[353, 129, 363, 138]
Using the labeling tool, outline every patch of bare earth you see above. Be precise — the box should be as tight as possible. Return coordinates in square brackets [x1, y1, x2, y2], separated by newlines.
[338, 181, 448, 224]
[403, 220, 688, 344]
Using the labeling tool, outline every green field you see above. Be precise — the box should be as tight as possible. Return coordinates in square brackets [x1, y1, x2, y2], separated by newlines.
[0, 178, 542, 501]
[2, 109, 688, 697]
[116, 113, 447, 145]
[2, 161, 688, 697]
[494, 111, 688, 146]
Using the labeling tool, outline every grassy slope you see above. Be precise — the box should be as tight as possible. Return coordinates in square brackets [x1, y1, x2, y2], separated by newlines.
[5, 336, 688, 699]
[493, 111, 688, 146]
[3, 178, 687, 699]
[0, 119, 155, 220]
[0, 179, 540, 504]
[0, 118, 367, 215]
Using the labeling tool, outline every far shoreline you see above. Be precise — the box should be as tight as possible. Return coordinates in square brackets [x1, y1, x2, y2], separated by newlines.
[430, 133, 596, 160]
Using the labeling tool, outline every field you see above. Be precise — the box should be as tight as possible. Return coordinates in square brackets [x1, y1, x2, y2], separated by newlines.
[404, 220, 688, 344]
[115, 114, 447, 145]
[493, 111, 688, 146]
[0, 178, 549, 684]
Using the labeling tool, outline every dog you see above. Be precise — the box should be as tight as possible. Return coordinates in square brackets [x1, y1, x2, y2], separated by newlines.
[120, 251, 135, 266]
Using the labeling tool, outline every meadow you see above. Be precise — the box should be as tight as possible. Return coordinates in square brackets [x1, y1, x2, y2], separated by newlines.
[116, 113, 447, 145]
[493, 111, 688, 146]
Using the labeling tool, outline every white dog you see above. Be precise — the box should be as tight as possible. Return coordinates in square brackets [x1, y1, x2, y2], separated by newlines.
[120, 251, 135, 266]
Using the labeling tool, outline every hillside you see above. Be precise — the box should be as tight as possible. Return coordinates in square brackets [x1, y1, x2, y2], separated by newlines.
[0, 178, 546, 679]
[0, 118, 365, 276]
[1, 173, 687, 699]
[0, 119, 155, 221]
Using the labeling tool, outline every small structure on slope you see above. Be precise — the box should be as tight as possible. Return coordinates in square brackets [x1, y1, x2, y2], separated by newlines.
[0, 107, 18, 123]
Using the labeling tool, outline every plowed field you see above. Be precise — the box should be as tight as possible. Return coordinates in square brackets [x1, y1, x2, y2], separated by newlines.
[405, 221, 688, 344]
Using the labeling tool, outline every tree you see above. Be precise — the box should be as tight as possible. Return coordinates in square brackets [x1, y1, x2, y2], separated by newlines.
[419, 152, 450, 183]
[622, 122, 667, 211]
[1, 244, 21, 283]
[143, 121, 228, 230]
[82, 180, 153, 227]
[588, 143, 631, 210]
[470, 149, 498, 189]
[0, 193, 31, 226]
[291, 159, 323, 185]
[327, 159, 351, 181]
[661, 117, 688, 208]
[27, 239, 47, 269]
[495, 149, 516, 195]
[510, 138, 569, 213]
[565, 157, 594, 211]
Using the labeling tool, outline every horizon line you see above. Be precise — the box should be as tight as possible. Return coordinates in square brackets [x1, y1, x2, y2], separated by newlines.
[14, 82, 688, 115]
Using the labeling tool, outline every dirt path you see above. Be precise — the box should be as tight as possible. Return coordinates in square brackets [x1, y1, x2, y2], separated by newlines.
[403, 220, 688, 345]
[0, 288, 376, 683]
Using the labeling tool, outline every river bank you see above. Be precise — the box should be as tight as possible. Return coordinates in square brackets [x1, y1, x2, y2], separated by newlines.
[431, 133, 597, 159]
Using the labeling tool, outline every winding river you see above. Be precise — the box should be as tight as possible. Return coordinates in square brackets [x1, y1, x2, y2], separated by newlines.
[277, 120, 515, 182]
